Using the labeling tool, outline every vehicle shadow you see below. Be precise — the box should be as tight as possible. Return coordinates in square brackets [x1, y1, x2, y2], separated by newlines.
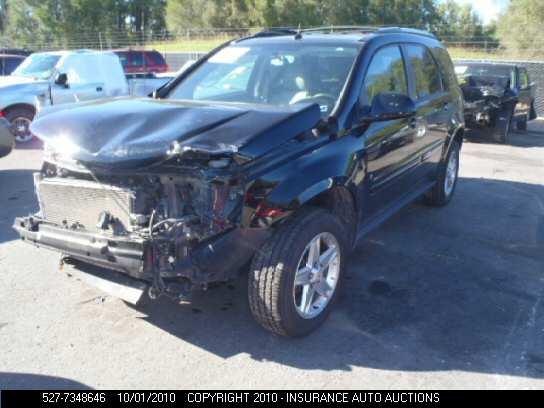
[0, 169, 39, 244]
[0, 372, 91, 390]
[128, 176, 544, 379]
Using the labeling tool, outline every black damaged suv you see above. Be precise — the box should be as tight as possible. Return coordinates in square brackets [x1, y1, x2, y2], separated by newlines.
[15, 27, 464, 337]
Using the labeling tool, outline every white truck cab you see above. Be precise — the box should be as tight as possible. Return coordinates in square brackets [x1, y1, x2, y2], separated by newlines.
[0, 50, 129, 143]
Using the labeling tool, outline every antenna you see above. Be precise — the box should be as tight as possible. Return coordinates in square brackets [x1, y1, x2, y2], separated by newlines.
[295, 23, 303, 40]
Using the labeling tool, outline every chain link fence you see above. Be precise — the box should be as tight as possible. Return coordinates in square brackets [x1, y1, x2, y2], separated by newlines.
[2, 27, 543, 115]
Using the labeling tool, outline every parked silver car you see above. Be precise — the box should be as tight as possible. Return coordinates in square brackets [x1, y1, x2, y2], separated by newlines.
[0, 50, 128, 144]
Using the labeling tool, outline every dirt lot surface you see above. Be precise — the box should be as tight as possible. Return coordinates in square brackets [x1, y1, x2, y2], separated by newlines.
[1, 122, 543, 389]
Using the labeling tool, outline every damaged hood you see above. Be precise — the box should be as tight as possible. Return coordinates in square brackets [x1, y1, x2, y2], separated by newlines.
[31, 97, 321, 169]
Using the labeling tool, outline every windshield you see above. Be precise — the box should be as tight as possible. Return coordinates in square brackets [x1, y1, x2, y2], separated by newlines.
[12, 54, 61, 80]
[167, 43, 360, 116]
[455, 64, 515, 88]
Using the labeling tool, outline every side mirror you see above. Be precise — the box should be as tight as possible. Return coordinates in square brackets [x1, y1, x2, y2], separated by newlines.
[54, 73, 68, 87]
[361, 92, 416, 122]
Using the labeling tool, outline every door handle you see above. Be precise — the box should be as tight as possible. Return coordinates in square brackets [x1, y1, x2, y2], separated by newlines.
[96, 86, 103, 92]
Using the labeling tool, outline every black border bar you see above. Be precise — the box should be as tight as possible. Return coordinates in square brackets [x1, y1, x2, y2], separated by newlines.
[2, 390, 541, 407]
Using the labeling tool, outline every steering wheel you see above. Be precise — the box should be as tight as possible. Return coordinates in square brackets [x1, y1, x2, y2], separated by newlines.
[292, 93, 337, 114]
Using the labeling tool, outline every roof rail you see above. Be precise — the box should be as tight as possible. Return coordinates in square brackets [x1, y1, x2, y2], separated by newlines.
[251, 28, 299, 38]
[375, 27, 437, 39]
[301, 25, 379, 34]
[233, 28, 298, 43]
[237, 26, 437, 42]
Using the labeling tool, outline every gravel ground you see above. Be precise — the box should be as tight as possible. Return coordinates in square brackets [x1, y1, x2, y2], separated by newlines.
[0, 122, 543, 389]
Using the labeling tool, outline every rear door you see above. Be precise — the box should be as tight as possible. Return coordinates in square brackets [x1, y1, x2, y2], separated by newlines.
[357, 44, 419, 215]
[403, 44, 450, 181]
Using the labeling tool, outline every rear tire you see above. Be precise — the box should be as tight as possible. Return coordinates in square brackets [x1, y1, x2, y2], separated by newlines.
[529, 102, 537, 121]
[425, 140, 460, 207]
[517, 115, 528, 131]
[492, 106, 513, 144]
[248, 208, 347, 337]
[4, 107, 35, 144]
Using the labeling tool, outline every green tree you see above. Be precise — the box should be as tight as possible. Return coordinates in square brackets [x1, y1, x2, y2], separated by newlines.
[434, 0, 490, 42]
[497, 0, 544, 54]
[0, 0, 7, 33]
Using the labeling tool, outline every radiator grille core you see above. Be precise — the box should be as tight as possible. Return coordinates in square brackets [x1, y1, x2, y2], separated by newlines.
[37, 177, 134, 233]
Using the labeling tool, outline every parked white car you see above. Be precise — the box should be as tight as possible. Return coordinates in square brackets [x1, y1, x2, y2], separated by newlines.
[0, 50, 129, 143]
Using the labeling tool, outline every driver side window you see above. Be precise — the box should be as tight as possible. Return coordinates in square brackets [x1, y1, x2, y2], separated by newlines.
[362, 45, 408, 105]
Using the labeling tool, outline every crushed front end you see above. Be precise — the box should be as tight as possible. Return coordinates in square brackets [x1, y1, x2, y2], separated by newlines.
[13, 155, 269, 301]
[460, 75, 516, 128]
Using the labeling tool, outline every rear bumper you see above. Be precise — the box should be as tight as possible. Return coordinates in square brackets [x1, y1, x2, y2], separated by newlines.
[13, 216, 270, 285]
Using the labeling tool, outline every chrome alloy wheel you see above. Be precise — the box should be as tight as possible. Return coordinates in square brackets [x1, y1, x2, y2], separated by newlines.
[11, 116, 33, 143]
[293, 232, 340, 319]
[444, 149, 458, 197]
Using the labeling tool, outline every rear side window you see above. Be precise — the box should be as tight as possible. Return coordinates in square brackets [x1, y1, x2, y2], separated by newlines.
[146, 51, 166, 66]
[362, 45, 408, 105]
[405, 44, 442, 99]
[519, 68, 530, 89]
[130, 52, 145, 67]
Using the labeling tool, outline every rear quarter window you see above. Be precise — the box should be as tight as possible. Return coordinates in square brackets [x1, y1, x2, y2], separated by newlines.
[146, 51, 166, 66]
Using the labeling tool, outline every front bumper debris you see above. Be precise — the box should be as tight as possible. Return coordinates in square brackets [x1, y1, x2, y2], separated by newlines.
[13, 216, 270, 298]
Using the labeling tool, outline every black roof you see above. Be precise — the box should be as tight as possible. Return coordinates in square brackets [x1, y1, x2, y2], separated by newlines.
[0, 48, 31, 56]
[235, 26, 437, 45]
[0, 54, 26, 59]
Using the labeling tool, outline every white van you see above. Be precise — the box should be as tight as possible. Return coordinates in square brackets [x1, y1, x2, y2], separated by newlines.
[0, 50, 129, 143]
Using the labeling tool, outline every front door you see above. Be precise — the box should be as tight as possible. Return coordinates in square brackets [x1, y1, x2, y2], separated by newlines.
[354, 44, 419, 220]
[50, 80, 105, 105]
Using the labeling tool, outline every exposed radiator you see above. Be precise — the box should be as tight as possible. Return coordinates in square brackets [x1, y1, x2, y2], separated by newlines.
[36, 176, 135, 233]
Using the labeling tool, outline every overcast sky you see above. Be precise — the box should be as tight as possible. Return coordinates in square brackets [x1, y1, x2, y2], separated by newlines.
[450, 0, 509, 24]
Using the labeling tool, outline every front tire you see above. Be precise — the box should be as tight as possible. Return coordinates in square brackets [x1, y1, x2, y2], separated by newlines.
[516, 114, 528, 131]
[248, 208, 347, 337]
[425, 140, 460, 207]
[492, 106, 513, 144]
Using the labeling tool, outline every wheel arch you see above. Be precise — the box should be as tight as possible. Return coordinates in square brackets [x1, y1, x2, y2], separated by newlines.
[443, 125, 464, 160]
[1, 103, 36, 117]
[305, 185, 358, 248]
[259, 179, 357, 246]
